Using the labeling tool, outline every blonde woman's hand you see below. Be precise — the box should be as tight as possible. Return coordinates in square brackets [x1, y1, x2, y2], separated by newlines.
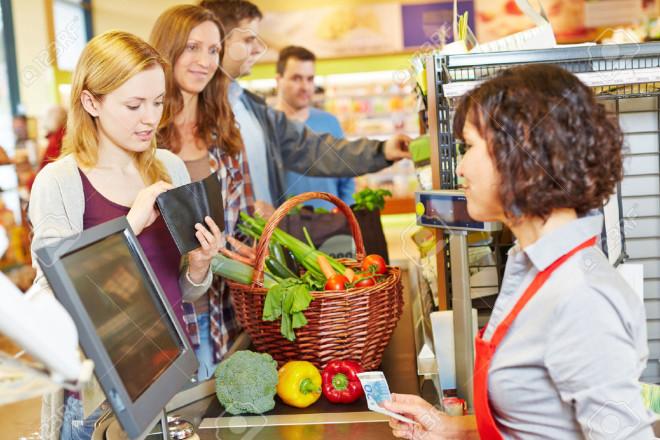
[382, 394, 478, 440]
[187, 216, 223, 284]
[127, 181, 173, 235]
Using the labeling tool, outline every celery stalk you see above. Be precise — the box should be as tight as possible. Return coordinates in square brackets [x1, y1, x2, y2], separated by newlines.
[239, 212, 347, 275]
[211, 254, 277, 288]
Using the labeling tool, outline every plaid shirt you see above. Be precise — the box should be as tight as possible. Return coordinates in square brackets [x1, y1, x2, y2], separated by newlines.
[182, 146, 255, 362]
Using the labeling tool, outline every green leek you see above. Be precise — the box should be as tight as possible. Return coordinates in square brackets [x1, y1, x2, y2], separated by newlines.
[211, 254, 277, 288]
[239, 212, 346, 276]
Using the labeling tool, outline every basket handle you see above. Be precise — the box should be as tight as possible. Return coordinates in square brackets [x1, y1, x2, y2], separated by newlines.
[251, 192, 366, 287]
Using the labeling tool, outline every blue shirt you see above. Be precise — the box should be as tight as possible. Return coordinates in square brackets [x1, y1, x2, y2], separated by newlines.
[285, 107, 355, 210]
[228, 81, 272, 205]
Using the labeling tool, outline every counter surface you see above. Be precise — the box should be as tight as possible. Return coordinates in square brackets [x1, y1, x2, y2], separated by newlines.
[194, 263, 430, 440]
[97, 263, 436, 439]
[196, 420, 395, 440]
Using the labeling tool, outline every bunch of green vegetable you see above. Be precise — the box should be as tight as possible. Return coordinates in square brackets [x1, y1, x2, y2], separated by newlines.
[287, 204, 331, 215]
[210, 254, 278, 288]
[212, 252, 316, 342]
[226, 214, 378, 341]
[352, 188, 392, 212]
[214, 350, 279, 415]
[237, 212, 347, 281]
[262, 277, 313, 341]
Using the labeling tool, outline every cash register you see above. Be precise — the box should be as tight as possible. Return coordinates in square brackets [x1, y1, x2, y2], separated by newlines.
[37, 217, 198, 439]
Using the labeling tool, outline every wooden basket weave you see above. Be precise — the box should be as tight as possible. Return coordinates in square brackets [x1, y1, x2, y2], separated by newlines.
[228, 192, 404, 371]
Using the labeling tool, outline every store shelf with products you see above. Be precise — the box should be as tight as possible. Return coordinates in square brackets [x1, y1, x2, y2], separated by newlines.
[242, 70, 421, 210]
[354, 158, 418, 215]
[241, 70, 419, 140]
[0, 127, 45, 291]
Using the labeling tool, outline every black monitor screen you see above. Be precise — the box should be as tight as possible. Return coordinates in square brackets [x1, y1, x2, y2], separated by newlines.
[60, 232, 182, 401]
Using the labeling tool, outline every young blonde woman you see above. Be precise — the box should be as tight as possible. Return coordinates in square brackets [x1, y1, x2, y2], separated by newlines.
[29, 31, 221, 440]
[150, 5, 254, 381]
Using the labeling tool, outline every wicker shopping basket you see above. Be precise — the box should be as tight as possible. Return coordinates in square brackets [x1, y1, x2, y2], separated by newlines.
[227, 192, 404, 371]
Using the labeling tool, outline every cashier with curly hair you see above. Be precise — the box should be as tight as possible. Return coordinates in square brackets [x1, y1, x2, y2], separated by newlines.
[384, 64, 655, 439]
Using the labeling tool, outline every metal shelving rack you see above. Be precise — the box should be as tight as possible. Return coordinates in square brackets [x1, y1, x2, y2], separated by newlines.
[426, 42, 660, 383]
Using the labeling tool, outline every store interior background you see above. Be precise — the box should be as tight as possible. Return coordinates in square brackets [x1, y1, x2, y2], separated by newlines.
[8, 0, 657, 270]
[2, 0, 660, 438]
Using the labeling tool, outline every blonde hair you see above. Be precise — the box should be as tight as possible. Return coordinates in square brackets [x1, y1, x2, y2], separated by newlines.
[150, 5, 244, 156]
[62, 30, 172, 184]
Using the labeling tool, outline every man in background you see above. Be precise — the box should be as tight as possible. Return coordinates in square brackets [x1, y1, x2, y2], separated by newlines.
[199, 0, 410, 211]
[275, 46, 354, 210]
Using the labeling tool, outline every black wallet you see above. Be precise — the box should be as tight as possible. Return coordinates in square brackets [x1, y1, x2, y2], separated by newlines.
[156, 171, 225, 255]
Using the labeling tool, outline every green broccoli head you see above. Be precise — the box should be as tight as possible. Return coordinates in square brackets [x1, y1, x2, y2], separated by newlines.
[214, 350, 279, 415]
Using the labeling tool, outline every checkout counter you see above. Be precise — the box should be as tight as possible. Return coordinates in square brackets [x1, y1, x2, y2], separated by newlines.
[92, 259, 443, 440]
[18, 198, 660, 439]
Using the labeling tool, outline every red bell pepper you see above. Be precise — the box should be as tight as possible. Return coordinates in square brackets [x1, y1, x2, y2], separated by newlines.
[321, 360, 364, 404]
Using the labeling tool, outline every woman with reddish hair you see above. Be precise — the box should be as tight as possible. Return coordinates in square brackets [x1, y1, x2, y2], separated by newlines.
[150, 5, 254, 381]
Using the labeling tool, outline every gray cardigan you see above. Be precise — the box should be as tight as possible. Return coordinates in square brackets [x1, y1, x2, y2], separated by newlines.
[29, 150, 212, 440]
[29, 150, 212, 300]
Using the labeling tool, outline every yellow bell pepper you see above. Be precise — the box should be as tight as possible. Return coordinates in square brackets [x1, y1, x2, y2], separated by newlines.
[277, 361, 322, 408]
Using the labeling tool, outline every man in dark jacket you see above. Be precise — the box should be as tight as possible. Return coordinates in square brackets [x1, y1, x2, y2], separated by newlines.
[199, 0, 412, 209]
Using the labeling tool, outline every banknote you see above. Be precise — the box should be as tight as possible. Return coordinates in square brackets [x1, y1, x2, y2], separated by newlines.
[357, 371, 418, 425]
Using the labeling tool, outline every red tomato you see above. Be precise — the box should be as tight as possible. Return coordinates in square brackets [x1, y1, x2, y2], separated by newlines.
[353, 272, 376, 288]
[361, 254, 387, 275]
[325, 274, 349, 291]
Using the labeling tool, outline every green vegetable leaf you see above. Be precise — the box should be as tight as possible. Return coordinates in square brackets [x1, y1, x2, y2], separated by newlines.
[262, 284, 284, 321]
[303, 226, 315, 250]
[352, 188, 392, 212]
[262, 277, 314, 341]
[302, 271, 325, 291]
[292, 312, 308, 329]
[290, 284, 313, 313]
[281, 312, 294, 341]
[282, 288, 296, 315]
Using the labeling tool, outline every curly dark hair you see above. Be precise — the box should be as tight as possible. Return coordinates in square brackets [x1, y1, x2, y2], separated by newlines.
[453, 63, 624, 220]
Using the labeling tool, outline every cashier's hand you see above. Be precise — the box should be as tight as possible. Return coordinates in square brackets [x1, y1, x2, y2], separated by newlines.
[383, 134, 412, 162]
[127, 181, 173, 236]
[383, 394, 478, 440]
[187, 216, 223, 284]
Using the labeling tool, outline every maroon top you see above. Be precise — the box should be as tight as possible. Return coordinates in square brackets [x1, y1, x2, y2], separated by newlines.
[78, 169, 186, 330]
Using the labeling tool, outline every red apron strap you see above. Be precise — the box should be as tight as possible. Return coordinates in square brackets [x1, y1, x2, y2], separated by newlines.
[474, 236, 597, 440]
[490, 236, 597, 346]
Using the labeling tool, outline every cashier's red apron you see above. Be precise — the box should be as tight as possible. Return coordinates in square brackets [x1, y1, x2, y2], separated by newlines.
[473, 236, 597, 439]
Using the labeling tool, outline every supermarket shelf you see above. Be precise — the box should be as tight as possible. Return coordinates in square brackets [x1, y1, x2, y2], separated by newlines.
[382, 196, 415, 215]
[326, 92, 412, 99]
[346, 131, 419, 141]
[443, 66, 660, 99]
